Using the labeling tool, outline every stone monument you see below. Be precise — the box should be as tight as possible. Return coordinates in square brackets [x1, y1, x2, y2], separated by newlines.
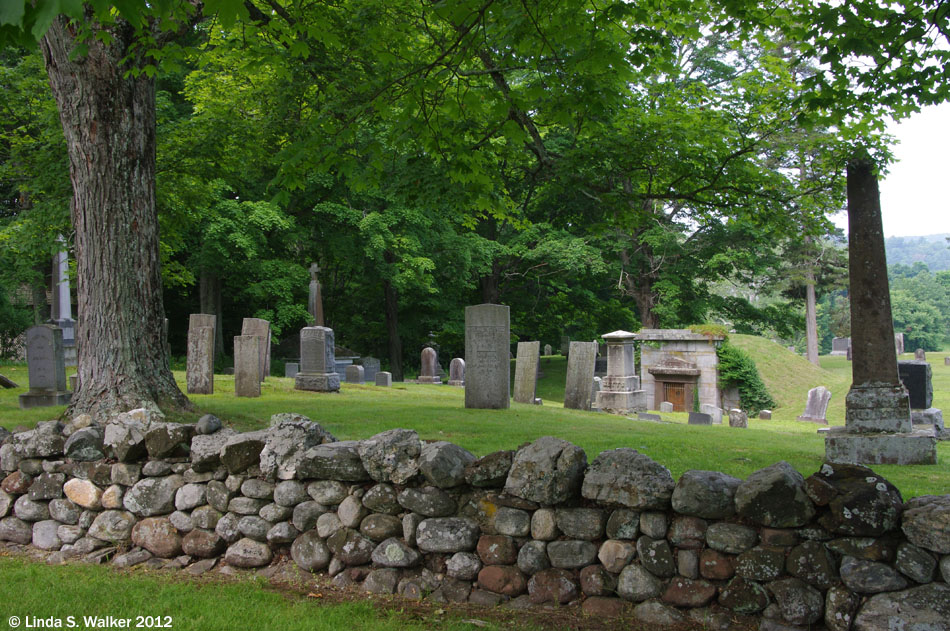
[234, 335, 261, 398]
[418, 347, 441, 384]
[595, 330, 646, 414]
[360, 357, 380, 383]
[914, 348, 926, 361]
[464, 304, 510, 409]
[824, 159, 936, 464]
[284, 362, 299, 378]
[513, 341, 541, 405]
[345, 364, 364, 384]
[700, 403, 723, 425]
[19, 325, 72, 408]
[635, 329, 724, 413]
[375, 371, 392, 387]
[543, 344, 552, 356]
[308, 262, 325, 327]
[564, 341, 597, 410]
[797, 386, 832, 424]
[894, 333, 904, 356]
[688, 412, 712, 425]
[241, 317, 271, 381]
[186, 313, 216, 395]
[830, 337, 851, 356]
[728, 409, 748, 428]
[448, 358, 465, 387]
[50, 237, 76, 366]
[898, 361, 932, 410]
[294, 326, 340, 392]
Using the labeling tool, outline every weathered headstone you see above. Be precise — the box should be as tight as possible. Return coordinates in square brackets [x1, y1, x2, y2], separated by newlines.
[911, 408, 944, 430]
[563, 341, 597, 411]
[233, 335, 261, 398]
[345, 365, 364, 384]
[464, 304, 510, 409]
[688, 412, 712, 425]
[638, 412, 662, 422]
[18, 325, 72, 408]
[894, 333, 905, 356]
[824, 159, 936, 465]
[759, 410, 772, 420]
[591, 376, 602, 410]
[284, 362, 299, 378]
[543, 344, 552, 356]
[797, 386, 831, 424]
[830, 337, 851, 356]
[186, 314, 216, 395]
[728, 409, 748, 428]
[241, 318, 271, 381]
[418, 347, 441, 384]
[448, 358, 465, 387]
[0, 374, 19, 389]
[898, 361, 933, 410]
[945, 357, 950, 366]
[375, 371, 392, 387]
[914, 348, 926, 361]
[595, 330, 646, 414]
[50, 237, 76, 365]
[360, 357, 380, 383]
[513, 341, 541, 405]
[659, 401, 674, 413]
[700, 403, 723, 425]
[294, 326, 340, 392]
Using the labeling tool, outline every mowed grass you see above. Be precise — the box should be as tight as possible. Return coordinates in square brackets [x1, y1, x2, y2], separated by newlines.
[1, 338, 948, 496]
[0, 556, 511, 631]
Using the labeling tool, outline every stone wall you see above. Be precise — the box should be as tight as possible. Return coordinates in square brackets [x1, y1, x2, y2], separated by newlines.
[1, 412, 948, 631]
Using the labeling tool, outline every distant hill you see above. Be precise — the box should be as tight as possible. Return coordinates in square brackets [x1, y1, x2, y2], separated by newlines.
[885, 234, 950, 271]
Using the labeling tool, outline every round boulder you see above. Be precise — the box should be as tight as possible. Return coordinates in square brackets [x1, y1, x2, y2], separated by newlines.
[672, 470, 741, 518]
[131, 517, 182, 558]
[581, 448, 673, 510]
[735, 461, 815, 527]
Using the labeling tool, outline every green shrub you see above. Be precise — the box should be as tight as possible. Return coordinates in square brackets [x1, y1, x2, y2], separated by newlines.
[717, 341, 775, 414]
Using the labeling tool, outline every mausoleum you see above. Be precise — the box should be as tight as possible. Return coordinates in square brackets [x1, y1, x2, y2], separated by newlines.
[635, 329, 724, 412]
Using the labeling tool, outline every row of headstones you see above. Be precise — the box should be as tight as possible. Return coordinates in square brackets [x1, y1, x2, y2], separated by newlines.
[186, 314, 272, 397]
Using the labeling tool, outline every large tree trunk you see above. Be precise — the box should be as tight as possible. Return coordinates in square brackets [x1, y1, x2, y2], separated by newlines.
[199, 269, 225, 362]
[479, 264, 501, 304]
[383, 278, 403, 382]
[41, 16, 191, 419]
[804, 269, 819, 365]
[619, 247, 660, 328]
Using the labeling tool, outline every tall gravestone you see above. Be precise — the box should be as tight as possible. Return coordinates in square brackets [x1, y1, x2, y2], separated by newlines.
[543, 344, 552, 356]
[418, 348, 441, 384]
[308, 263, 325, 327]
[50, 237, 76, 366]
[241, 318, 271, 381]
[19, 325, 72, 408]
[797, 386, 832, 424]
[464, 304, 510, 409]
[596, 330, 646, 414]
[360, 357, 380, 383]
[894, 333, 905, 356]
[898, 361, 933, 410]
[294, 326, 340, 392]
[700, 404, 723, 425]
[824, 160, 936, 464]
[186, 314, 216, 395]
[448, 358, 465, 387]
[513, 341, 541, 405]
[234, 335, 261, 398]
[564, 341, 597, 411]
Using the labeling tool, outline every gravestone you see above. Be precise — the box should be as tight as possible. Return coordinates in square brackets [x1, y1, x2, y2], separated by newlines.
[241, 318, 271, 381]
[596, 330, 646, 414]
[360, 357, 380, 383]
[308, 263, 325, 327]
[294, 326, 340, 392]
[638, 412, 662, 422]
[759, 410, 772, 420]
[448, 358, 465, 387]
[846, 345, 852, 361]
[700, 403, 723, 425]
[345, 364, 364, 384]
[560, 336, 571, 357]
[186, 314, 216, 395]
[659, 401, 674, 413]
[797, 386, 831, 424]
[945, 357, 950, 366]
[898, 361, 933, 410]
[233, 335, 261, 398]
[284, 362, 299, 378]
[18, 325, 72, 408]
[50, 238, 76, 366]
[543, 344, 552, 356]
[830, 337, 851, 356]
[1, 374, 20, 389]
[464, 304, 510, 409]
[688, 412, 712, 425]
[721, 387, 740, 413]
[895, 333, 905, 356]
[418, 347, 441, 384]
[563, 341, 597, 411]
[375, 371, 392, 387]
[728, 409, 748, 428]
[513, 341, 541, 405]
[914, 348, 926, 361]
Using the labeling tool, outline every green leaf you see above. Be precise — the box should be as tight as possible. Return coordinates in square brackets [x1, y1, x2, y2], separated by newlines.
[30, 0, 62, 40]
[0, 2, 26, 27]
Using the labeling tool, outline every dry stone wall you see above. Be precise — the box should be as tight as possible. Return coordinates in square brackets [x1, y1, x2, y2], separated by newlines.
[1, 412, 949, 631]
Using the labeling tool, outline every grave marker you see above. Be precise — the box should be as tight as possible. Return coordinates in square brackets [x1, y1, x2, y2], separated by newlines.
[797, 386, 832, 424]
[688, 412, 712, 425]
[186, 314, 216, 395]
[18, 325, 72, 408]
[285, 363, 299, 378]
[898, 361, 932, 410]
[345, 365, 364, 384]
[513, 341, 541, 405]
[418, 348, 442, 384]
[464, 304, 510, 409]
[595, 330, 646, 414]
[563, 341, 597, 410]
[375, 371, 393, 387]
[700, 403, 723, 425]
[294, 326, 340, 392]
[914, 348, 926, 361]
[659, 402, 674, 413]
[448, 358, 465, 386]
[241, 317, 271, 381]
[234, 335, 261, 397]
[543, 344, 552, 356]
[361, 357, 380, 383]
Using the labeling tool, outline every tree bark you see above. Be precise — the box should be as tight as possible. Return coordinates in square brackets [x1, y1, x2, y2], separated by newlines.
[619, 247, 660, 328]
[479, 264, 501, 304]
[41, 15, 191, 419]
[805, 268, 819, 365]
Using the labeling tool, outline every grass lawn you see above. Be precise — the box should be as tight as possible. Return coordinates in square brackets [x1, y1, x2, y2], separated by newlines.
[1, 335, 948, 496]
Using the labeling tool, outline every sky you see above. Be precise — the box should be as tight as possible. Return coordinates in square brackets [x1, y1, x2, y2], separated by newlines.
[832, 102, 950, 238]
